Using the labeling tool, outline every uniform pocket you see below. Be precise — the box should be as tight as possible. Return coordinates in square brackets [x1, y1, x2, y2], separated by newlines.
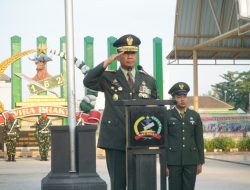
[168, 121, 177, 127]
[168, 147, 177, 152]
[190, 147, 197, 151]
[101, 119, 118, 126]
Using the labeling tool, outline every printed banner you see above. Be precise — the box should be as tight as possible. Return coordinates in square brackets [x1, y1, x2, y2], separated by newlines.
[202, 114, 250, 138]
[0, 106, 101, 125]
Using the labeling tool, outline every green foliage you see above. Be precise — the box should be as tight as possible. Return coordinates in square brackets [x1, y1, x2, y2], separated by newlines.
[211, 70, 250, 112]
[237, 138, 250, 151]
[212, 137, 236, 151]
[204, 139, 214, 151]
[204, 137, 248, 152]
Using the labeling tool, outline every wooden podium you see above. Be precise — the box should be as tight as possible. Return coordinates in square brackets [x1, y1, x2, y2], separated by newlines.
[115, 99, 175, 190]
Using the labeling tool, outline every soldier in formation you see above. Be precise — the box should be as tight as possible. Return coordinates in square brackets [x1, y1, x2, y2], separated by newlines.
[3, 111, 21, 161]
[34, 109, 52, 161]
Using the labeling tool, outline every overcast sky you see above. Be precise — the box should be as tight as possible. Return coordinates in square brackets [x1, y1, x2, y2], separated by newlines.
[1, 0, 249, 106]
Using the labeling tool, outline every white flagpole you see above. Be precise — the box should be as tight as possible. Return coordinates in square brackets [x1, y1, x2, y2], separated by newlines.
[65, 0, 76, 172]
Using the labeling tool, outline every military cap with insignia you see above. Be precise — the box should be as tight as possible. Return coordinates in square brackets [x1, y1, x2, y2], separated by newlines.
[168, 82, 190, 96]
[113, 34, 141, 52]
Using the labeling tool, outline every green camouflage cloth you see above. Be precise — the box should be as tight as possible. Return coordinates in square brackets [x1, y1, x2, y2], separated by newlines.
[3, 119, 21, 156]
[34, 117, 51, 159]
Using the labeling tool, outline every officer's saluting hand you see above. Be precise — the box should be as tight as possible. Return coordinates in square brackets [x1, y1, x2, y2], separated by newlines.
[103, 52, 124, 68]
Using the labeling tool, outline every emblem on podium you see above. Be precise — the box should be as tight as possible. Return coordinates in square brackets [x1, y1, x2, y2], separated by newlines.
[128, 106, 165, 147]
[133, 116, 162, 140]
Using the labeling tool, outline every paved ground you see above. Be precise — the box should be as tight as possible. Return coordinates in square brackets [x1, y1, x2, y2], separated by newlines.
[0, 153, 250, 190]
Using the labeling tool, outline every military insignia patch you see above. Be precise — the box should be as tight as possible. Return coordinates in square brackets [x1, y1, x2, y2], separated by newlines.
[126, 36, 133, 46]
[112, 94, 118, 101]
[111, 78, 123, 98]
[112, 79, 118, 85]
[138, 81, 151, 98]
[190, 117, 195, 125]
[134, 116, 162, 140]
[179, 84, 184, 90]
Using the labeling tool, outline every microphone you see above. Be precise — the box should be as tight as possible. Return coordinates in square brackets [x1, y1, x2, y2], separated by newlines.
[137, 65, 144, 72]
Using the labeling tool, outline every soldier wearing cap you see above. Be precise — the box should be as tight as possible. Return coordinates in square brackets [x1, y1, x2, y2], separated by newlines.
[84, 34, 158, 190]
[166, 82, 204, 190]
[3, 111, 21, 161]
[34, 109, 52, 161]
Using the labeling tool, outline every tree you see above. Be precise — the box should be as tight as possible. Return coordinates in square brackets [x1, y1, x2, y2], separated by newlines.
[211, 70, 250, 112]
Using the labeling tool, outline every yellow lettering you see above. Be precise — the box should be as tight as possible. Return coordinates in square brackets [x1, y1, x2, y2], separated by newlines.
[29, 108, 35, 114]
[18, 110, 23, 117]
[58, 108, 65, 115]
[52, 107, 58, 114]
[49, 107, 53, 113]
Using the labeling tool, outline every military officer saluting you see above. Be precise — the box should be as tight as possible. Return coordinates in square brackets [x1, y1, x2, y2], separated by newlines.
[3, 111, 21, 161]
[34, 109, 52, 161]
[84, 34, 158, 190]
[166, 82, 204, 190]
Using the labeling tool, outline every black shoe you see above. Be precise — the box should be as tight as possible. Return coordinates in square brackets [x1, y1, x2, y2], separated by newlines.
[7, 155, 11, 161]
[11, 155, 16, 162]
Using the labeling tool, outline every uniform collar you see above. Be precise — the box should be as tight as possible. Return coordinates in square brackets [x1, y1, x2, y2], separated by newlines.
[120, 66, 136, 81]
[174, 106, 187, 115]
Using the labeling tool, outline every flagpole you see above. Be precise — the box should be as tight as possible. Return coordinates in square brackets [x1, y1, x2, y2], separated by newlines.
[65, 0, 76, 172]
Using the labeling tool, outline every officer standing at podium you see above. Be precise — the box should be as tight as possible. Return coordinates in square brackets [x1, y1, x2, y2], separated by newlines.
[166, 82, 204, 190]
[84, 34, 158, 190]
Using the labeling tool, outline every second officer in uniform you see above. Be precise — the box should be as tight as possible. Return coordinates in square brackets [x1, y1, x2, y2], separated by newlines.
[166, 82, 204, 190]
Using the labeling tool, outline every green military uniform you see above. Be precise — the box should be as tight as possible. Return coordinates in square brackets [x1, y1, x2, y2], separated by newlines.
[84, 34, 158, 190]
[3, 116, 21, 161]
[166, 82, 204, 190]
[34, 115, 51, 161]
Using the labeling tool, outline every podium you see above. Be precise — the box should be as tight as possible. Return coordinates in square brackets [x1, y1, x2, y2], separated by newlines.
[115, 99, 175, 190]
[41, 125, 107, 190]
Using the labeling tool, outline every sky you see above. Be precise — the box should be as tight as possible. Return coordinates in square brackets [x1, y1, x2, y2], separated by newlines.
[1, 0, 249, 108]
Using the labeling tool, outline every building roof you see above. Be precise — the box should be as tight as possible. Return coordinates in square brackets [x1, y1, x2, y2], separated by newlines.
[0, 74, 11, 82]
[167, 0, 250, 61]
[187, 96, 233, 109]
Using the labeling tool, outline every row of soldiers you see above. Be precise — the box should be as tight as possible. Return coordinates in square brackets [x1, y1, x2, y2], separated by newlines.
[2, 109, 51, 161]
[1, 108, 87, 162]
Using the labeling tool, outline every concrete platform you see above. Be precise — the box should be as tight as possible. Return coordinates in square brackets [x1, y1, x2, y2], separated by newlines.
[0, 153, 250, 190]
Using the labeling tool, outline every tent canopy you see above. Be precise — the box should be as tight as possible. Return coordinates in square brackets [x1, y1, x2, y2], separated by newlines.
[167, 0, 250, 60]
